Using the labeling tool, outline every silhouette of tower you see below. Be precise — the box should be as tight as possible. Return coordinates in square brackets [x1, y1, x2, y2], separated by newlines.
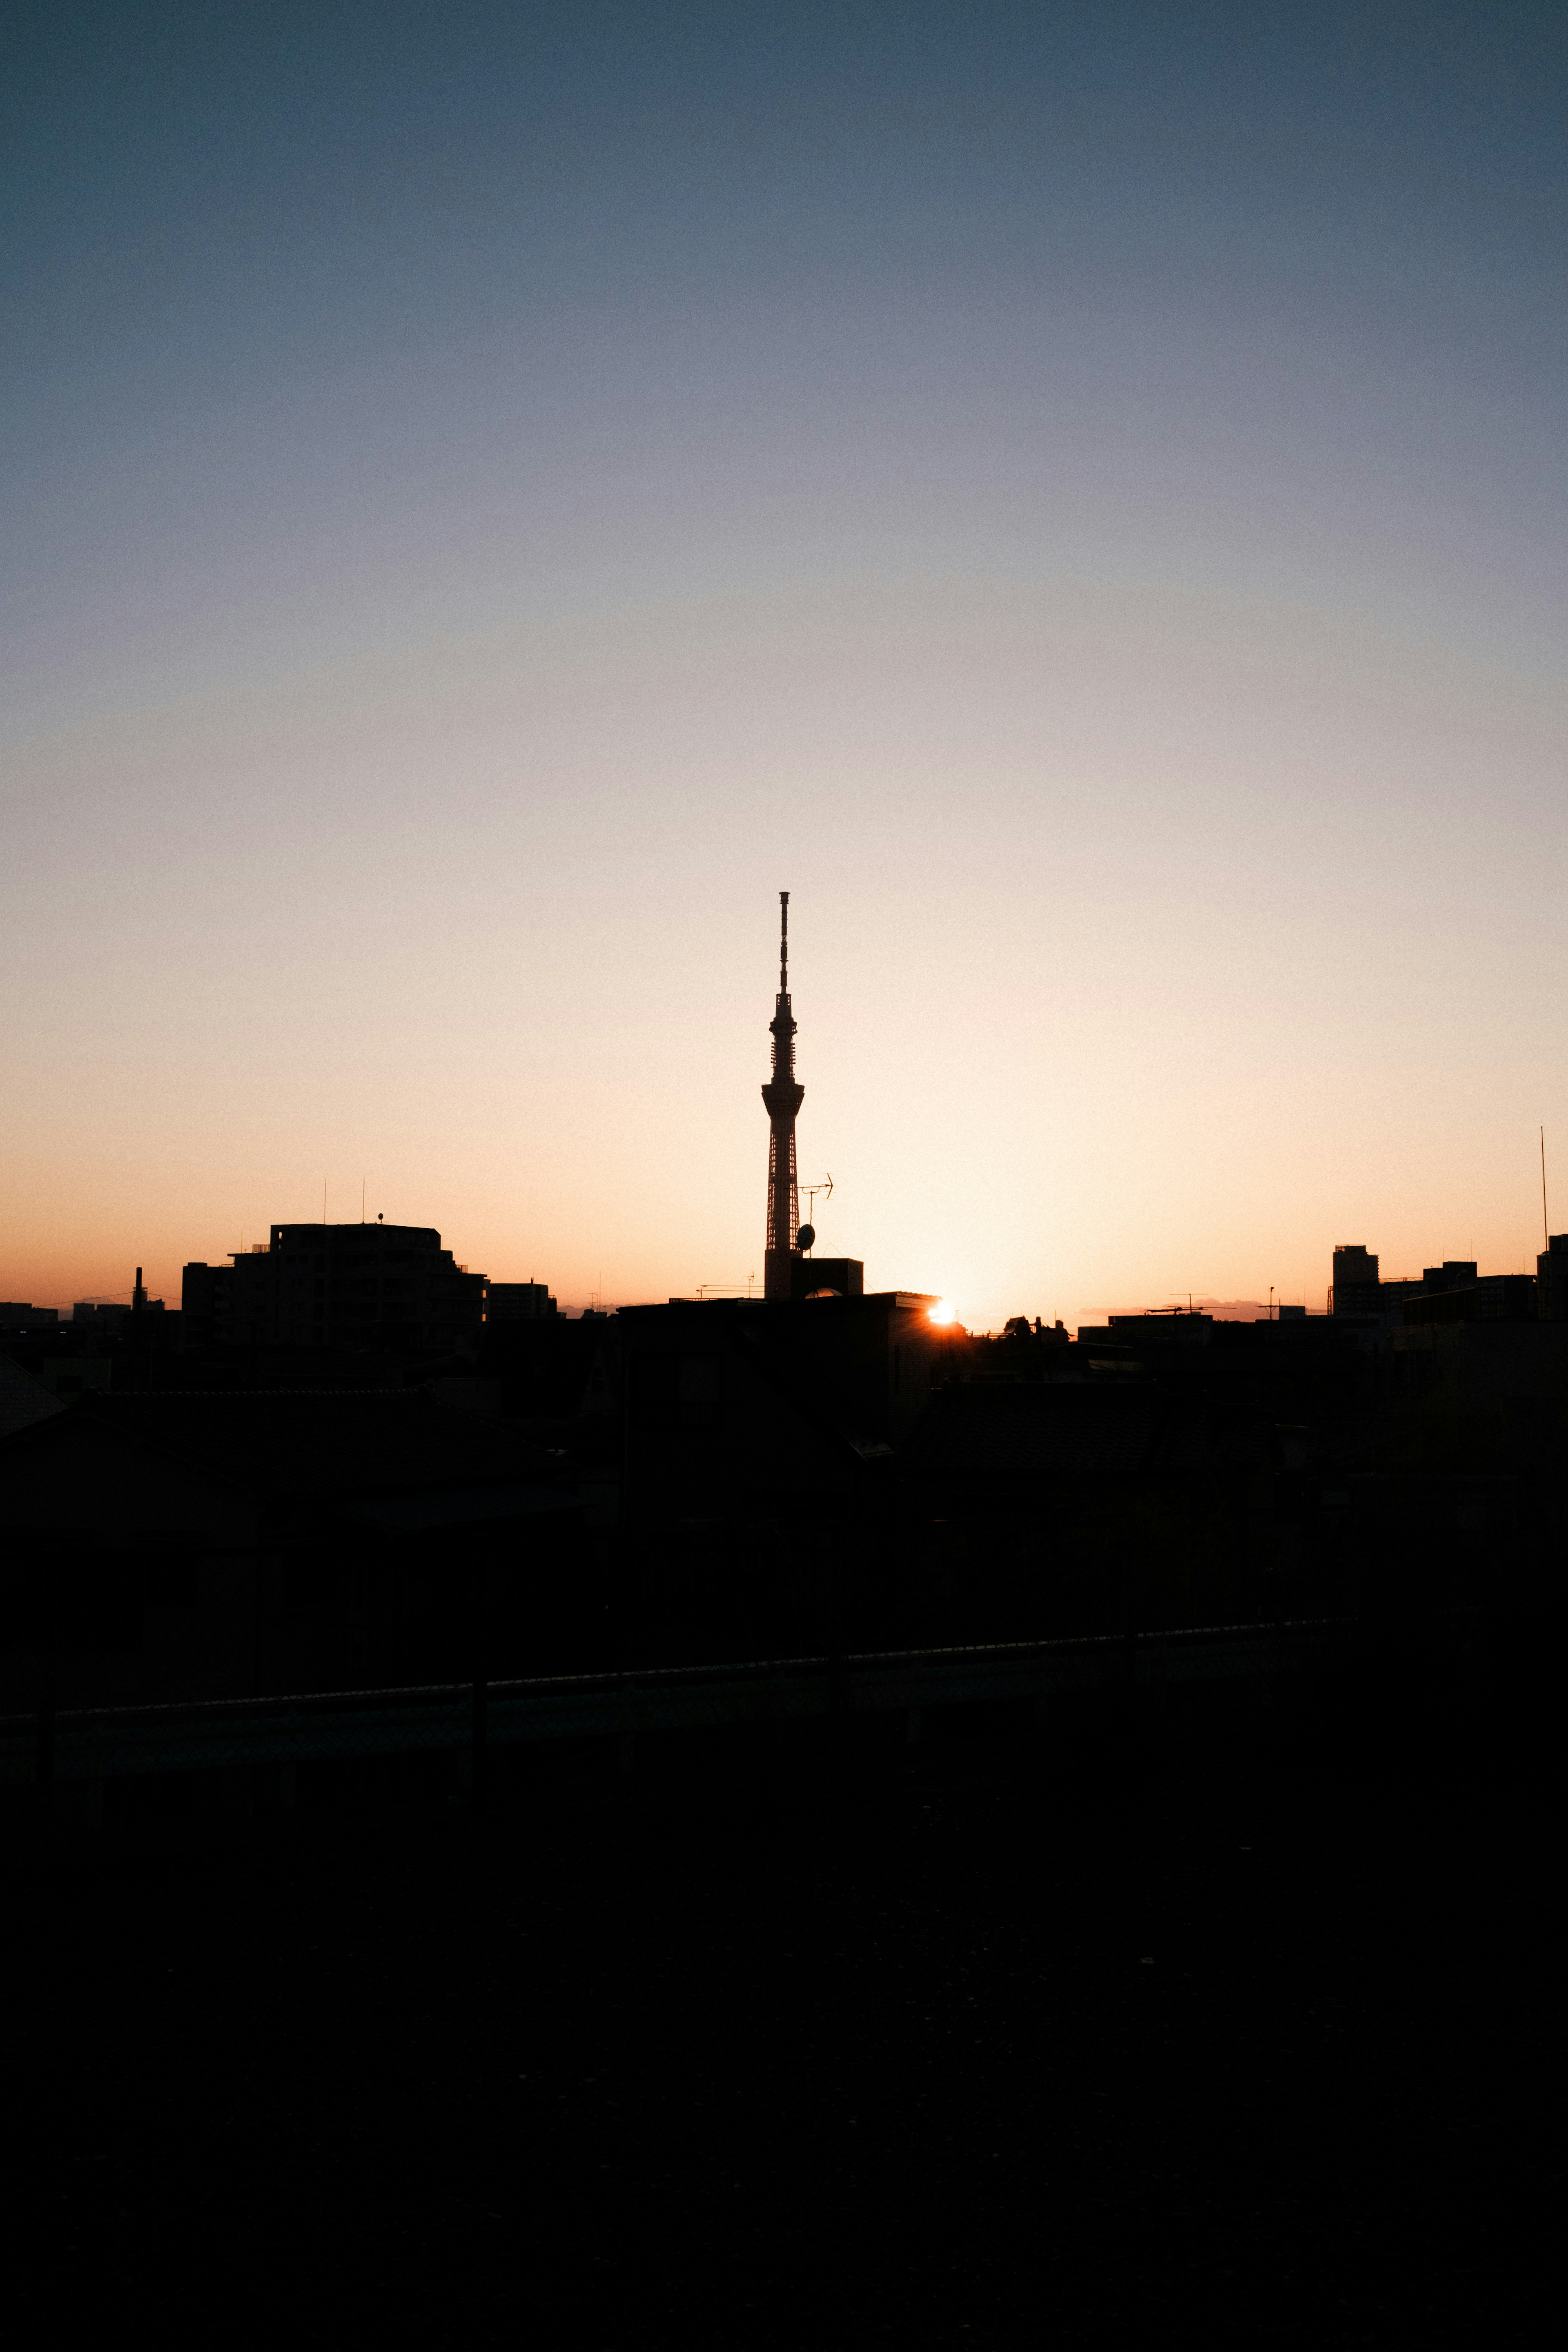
[762, 890, 803, 1301]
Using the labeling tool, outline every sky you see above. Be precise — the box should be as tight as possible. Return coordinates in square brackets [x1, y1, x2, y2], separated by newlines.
[3, 1, 1565, 1328]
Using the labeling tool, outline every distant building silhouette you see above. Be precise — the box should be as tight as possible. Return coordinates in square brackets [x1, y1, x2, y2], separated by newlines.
[485, 1281, 557, 1324]
[1332, 1246, 1423, 1318]
[0, 1305, 58, 1336]
[1075, 1307, 1216, 1355]
[182, 1223, 485, 1355]
[1331, 1245, 1380, 1315]
[179, 1260, 233, 1353]
[1422, 1261, 1478, 1294]
[1332, 1241, 1540, 1341]
[1539, 1233, 1568, 1321]
[1404, 1275, 1535, 1325]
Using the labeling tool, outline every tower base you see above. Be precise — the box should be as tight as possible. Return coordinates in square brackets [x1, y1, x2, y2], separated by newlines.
[791, 1256, 864, 1302]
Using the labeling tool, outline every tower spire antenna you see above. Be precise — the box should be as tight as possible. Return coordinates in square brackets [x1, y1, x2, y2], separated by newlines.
[761, 889, 804, 1300]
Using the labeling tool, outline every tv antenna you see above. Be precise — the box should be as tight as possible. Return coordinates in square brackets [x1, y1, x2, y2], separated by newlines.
[802, 1173, 833, 1224]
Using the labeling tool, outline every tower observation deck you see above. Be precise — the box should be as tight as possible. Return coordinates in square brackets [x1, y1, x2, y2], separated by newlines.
[762, 890, 804, 1301]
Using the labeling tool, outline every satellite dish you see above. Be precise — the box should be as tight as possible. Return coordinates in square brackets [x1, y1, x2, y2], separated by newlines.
[796, 1224, 816, 1252]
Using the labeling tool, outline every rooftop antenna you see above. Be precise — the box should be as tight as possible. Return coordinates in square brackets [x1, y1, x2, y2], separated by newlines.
[1543, 1127, 1550, 1250]
[361, 1176, 366, 1224]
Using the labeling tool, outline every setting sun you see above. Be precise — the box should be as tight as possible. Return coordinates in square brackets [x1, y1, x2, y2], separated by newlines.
[928, 1300, 957, 1325]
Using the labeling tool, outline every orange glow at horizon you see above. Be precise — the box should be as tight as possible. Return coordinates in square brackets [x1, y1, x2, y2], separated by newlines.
[3, 504, 1564, 1334]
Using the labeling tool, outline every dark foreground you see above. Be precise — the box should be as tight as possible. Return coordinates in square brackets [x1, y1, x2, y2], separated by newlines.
[3, 1709, 1561, 2348]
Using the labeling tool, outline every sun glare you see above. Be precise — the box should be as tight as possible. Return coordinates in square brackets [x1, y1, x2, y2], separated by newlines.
[928, 1299, 956, 1325]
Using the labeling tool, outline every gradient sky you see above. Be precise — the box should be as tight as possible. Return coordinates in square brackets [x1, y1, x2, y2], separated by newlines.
[4, 2, 1565, 1327]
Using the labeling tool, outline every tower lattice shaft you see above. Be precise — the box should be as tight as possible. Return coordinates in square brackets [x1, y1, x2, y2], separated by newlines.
[761, 890, 803, 1301]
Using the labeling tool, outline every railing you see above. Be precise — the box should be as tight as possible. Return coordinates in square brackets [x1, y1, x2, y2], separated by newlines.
[3, 1617, 1356, 1789]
